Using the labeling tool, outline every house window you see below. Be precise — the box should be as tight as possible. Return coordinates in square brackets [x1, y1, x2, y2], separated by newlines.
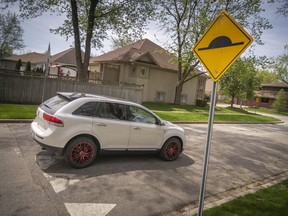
[155, 91, 166, 102]
[139, 66, 148, 79]
[181, 94, 188, 104]
[261, 98, 269, 103]
[130, 66, 137, 77]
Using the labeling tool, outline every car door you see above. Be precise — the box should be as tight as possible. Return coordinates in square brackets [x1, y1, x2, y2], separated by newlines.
[127, 105, 164, 150]
[92, 102, 130, 149]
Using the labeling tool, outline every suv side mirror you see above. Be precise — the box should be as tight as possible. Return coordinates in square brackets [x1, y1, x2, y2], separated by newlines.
[156, 119, 164, 126]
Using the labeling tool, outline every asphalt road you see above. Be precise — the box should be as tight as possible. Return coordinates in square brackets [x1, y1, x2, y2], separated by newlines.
[0, 115, 287, 216]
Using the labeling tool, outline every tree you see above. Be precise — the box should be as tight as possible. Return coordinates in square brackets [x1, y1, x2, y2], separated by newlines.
[25, 61, 31, 71]
[272, 89, 288, 112]
[273, 46, 288, 84]
[111, 36, 139, 50]
[2, 0, 155, 81]
[0, 11, 24, 55]
[269, 0, 288, 17]
[219, 57, 260, 108]
[257, 69, 279, 84]
[277, 0, 288, 17]
[15, 59, 22, 70]
[155, 0, 271, 104]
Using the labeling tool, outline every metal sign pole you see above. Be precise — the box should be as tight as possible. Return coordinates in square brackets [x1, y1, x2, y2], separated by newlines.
[197, 81, 218, 216]
[41, 44, 50, 103]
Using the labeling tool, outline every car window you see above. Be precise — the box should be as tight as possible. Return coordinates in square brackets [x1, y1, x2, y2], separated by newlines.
[72, 102, 99, 117]
[40, 95, 70, 115]
[129, 106, 157, 124]
[95, 102, 127, 120]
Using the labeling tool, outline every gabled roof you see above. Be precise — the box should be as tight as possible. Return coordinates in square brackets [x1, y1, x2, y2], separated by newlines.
[261, 82, 288, 88]
[4, 52, 47, 64]
[90, 39, 178, 71]
[51, 48, 84, 65]
[3, 48, 82, 65]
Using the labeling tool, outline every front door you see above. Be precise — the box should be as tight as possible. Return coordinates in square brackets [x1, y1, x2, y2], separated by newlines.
[127, 106, 164, 149]
[93, 102, 130, 149]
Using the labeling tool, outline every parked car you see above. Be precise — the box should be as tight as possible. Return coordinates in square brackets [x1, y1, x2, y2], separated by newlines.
[31, 92, 186, 168]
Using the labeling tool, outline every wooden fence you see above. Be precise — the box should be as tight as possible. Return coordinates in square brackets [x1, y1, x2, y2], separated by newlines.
[0, 70, 143, 105]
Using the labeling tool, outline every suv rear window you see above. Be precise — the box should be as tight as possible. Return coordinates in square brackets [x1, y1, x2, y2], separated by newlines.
[40, 95, 70, 115]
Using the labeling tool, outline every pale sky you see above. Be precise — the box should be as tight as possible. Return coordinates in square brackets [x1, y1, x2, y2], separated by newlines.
[8, 2, 288, 58]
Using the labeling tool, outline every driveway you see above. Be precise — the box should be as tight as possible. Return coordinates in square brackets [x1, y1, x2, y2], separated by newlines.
[0, 116, 287, 216]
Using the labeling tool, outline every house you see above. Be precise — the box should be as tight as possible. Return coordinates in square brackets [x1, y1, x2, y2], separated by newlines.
[0, 48, 82, 74]
[89, 39, 206, 105]
[50, 48, 84, 66]
[0, 52, 48, 71]
[240, 82, 288, 108]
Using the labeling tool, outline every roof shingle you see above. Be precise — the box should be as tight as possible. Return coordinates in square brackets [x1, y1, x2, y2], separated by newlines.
[90, 39, 178, 71]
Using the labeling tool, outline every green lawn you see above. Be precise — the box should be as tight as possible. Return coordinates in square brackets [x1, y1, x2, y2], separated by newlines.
[201, 179, 288, 216]
[0, 102, 282, 123]
[143, 102, 281, 123]
[0, 104, 37, 119]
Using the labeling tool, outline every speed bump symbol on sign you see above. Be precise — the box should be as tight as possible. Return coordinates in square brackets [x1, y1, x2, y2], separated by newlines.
[198, 36, 244, 51]
[193, 10, 253, 82]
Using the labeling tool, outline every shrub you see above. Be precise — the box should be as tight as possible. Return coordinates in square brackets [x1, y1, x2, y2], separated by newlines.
[25, 61, 31, 71]
[272, 89, 288, 112]
[15, 59, 22, 70]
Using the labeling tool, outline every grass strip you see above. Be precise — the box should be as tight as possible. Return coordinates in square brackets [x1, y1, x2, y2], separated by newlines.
[155, 111, 280, 123]
[0, 103, 282, 123]
[0, 104, 37, 119]
[202, 179, 288, 216]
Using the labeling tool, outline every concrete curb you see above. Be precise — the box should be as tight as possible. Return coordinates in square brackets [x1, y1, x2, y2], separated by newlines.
[0, 119, 283, 124]
[161, 171, 288, 216]
[171, 121, 283, 124]
[0, 119, 33, 123]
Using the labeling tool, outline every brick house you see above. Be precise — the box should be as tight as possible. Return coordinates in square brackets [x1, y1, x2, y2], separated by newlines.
[240, 82, 288, 108]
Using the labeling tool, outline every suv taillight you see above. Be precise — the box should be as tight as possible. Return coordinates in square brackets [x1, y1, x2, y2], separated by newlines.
[43, 113, 63, 126]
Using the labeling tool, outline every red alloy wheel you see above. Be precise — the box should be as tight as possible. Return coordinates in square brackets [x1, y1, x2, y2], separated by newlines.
[165, 141, 180, 159]
[71, 142, 95, 165]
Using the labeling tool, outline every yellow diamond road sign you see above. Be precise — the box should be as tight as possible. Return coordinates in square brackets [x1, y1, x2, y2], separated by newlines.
[193, 10, 253, 82]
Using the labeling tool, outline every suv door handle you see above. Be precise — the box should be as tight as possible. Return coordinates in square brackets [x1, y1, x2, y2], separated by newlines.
[133, 126, 141, 130]
[97, 123, 106, 127]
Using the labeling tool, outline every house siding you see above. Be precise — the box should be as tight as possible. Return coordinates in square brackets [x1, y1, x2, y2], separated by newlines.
[182, 78, 199, 105]
[145, 68, 177, 103]
[90, 62, 203, 105]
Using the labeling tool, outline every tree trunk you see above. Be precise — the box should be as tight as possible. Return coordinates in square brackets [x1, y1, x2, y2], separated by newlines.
[70, 0, 98, 82]
[230, 94, 234, 108]
[70, 0, 85, 81]
[82, 0, 98, 82]
[174, 81, 184, 105]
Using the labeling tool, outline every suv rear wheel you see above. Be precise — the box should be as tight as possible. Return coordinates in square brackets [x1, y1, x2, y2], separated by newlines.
[64, 137, 97, 168]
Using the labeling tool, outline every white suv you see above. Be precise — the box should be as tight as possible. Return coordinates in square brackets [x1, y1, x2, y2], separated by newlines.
[31, 92, 186, 168]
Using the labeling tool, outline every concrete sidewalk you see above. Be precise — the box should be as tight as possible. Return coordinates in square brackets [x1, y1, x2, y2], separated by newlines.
[161, 171, 288, 215]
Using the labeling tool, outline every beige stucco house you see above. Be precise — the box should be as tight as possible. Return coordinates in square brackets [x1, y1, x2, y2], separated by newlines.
[89, 39, 206, 105]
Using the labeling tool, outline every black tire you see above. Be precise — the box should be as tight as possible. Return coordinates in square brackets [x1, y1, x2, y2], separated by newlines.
[160, 138, 181, 161]
[64, 137, 97, 168]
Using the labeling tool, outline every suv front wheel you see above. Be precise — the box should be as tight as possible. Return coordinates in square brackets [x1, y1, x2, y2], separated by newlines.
[160, 138, 181, 161]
